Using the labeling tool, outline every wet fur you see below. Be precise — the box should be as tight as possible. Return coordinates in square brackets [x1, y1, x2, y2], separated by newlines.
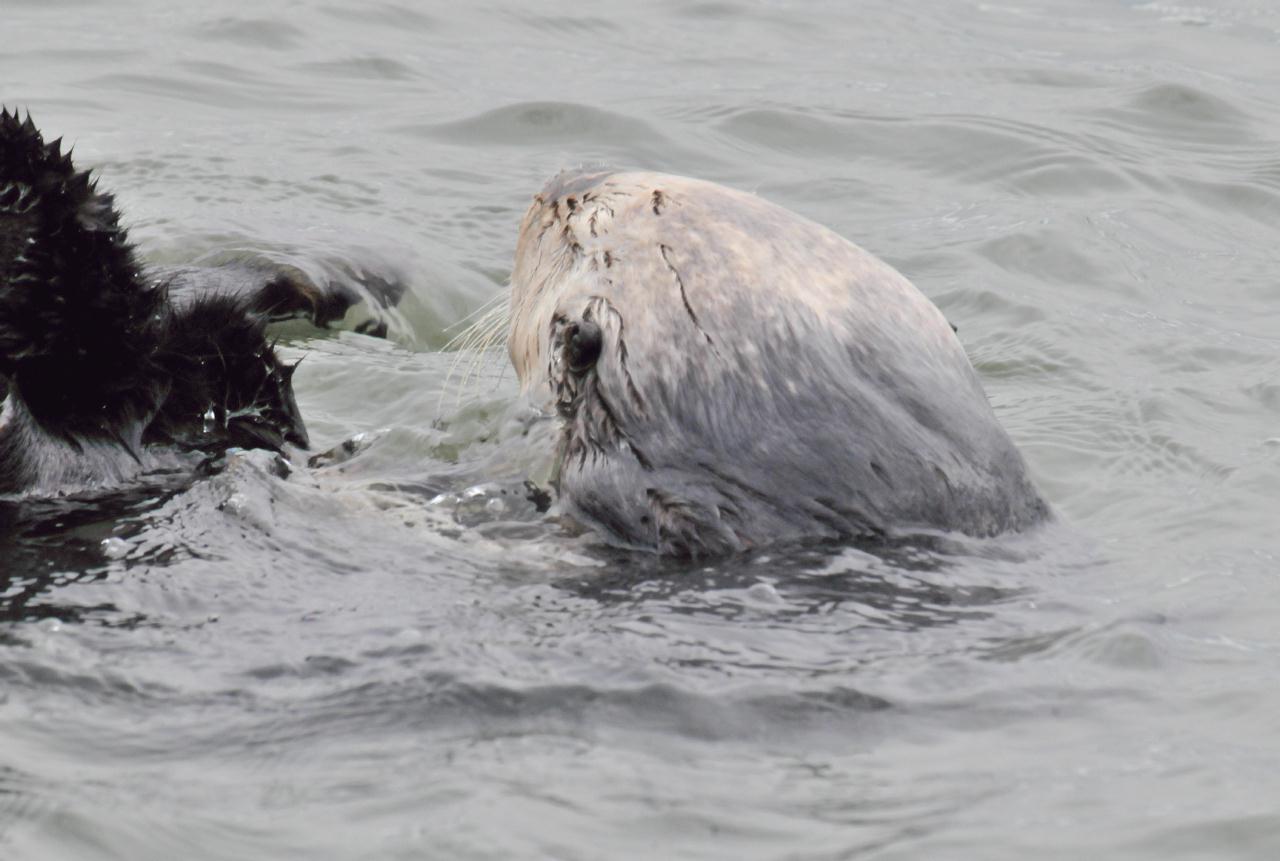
[0, 109, 373, 495]
[511, 170, 1049, 557]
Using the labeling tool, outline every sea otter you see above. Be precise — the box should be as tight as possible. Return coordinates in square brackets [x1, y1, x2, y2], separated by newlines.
[0, 109, 397, 495]
[507, 169, 1049, 556]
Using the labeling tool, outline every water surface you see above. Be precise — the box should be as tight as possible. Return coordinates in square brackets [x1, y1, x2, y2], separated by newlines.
[3, 1, 1280, 858]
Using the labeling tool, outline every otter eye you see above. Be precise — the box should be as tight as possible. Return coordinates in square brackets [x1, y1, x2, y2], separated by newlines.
[564, 320, 602, 373]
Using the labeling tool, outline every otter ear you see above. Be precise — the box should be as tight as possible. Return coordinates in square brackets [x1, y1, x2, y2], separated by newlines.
[563, 320, 602, 374]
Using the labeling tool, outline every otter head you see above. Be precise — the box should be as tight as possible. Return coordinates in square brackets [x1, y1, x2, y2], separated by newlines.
[505, 170, 1049, 556]
[509, 169, 617, 393]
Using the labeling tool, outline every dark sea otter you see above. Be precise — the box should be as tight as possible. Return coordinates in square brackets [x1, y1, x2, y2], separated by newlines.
[0, 109, 397, 495]
[509, 169, 1049, 557]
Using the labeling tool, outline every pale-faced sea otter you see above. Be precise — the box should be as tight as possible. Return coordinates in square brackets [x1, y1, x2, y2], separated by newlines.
[508, 169, 1049, 556]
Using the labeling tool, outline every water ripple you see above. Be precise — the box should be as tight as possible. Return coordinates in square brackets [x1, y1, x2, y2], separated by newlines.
[189, 16, 305, 49]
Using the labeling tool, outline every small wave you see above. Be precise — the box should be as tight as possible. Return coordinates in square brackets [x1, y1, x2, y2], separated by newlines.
[189, 17, 305, 49]
[405, 101, 668, 149]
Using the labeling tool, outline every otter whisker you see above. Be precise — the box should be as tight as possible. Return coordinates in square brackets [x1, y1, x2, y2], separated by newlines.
[442, 288, 509, 339]
[438, 291, 512, 416]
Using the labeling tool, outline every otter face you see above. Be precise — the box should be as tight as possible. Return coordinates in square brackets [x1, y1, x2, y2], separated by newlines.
[508, 169, 621, 393]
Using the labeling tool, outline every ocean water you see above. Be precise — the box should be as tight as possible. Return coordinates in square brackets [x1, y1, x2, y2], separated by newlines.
[3, 1, 1280, 858]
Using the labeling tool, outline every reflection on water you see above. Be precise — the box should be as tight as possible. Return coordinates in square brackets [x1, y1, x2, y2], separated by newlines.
[0, 484, 180, 626]
[3, 0, 1280, 858]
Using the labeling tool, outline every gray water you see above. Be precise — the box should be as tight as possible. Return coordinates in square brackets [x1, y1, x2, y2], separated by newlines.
[3, 1, 1280, 858]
